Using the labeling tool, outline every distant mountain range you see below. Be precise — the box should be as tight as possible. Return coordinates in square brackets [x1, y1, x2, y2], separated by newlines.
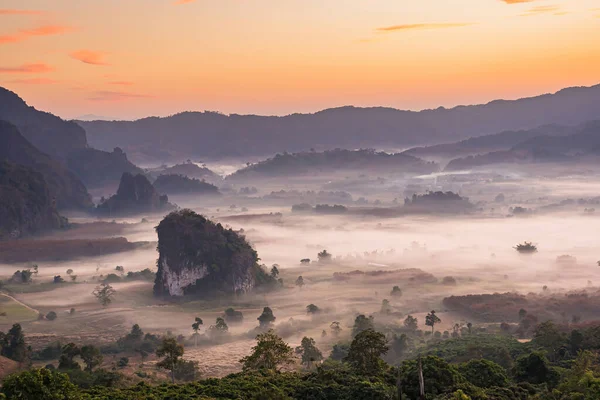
[77, 84, 600, 162]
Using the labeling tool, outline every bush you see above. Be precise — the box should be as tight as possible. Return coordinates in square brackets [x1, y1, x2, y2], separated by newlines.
[46, 311, 57, 321]
[117, 357, 129, 368]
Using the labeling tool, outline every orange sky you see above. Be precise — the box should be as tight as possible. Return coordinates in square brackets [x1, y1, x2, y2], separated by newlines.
[0, 0, 599, 120]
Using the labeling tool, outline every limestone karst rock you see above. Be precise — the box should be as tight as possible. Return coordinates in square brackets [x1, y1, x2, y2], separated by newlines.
[153, 209, 263, 297]
[97, 172, 172, 215]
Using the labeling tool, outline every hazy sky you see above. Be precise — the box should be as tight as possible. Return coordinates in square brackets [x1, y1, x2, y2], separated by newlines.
[0, 0, 599, 119]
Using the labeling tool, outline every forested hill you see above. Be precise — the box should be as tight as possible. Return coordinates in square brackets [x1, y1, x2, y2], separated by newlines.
[78, 84, 600, 160]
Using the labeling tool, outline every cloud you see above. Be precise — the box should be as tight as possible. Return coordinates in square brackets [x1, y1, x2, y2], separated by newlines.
[377, 23, 474, 33]
[0, 25, 73, 45]
[174, 0, 196, 4]
[87, 90, 152, 102]
[520, 5, 562, 16]
[108, 81, 134, 86]
[8, 78, 59, 84]
[0, 9, 46, 15]
[0, 63, 54, 73]
[70, 50, 109, 66]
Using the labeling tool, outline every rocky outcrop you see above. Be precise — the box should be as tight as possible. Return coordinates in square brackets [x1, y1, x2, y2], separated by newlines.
[153, 209, 260, 297]
[0, 120, 93, 210]
[97, 172, 173, 215]
[0, 161, 67, 240]
[66, 147, 143, 188]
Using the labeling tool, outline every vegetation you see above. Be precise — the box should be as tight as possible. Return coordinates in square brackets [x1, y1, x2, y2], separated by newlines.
[153, 174, 220, 195]
[257, 307, 276, 329]
[156, 337, 184, 383]
[240, 329, 294, 372]
[515, 241, 538, 254]
[92, 283, 116, 307]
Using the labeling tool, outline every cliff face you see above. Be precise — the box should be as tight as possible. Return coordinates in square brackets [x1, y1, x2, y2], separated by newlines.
[154, 209, 258, 297]
[0, 120, 93, 210]
[97, 172, 172, 215]
[0, 161, 67, 240]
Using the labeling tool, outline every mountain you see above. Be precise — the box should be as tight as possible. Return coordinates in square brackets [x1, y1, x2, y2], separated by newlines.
[148, 162, 221, 182]
[0, 120, 93, 210]
[77, 84, 600, 161]
[153, 174, 221, 196]
[403, 124, 574, 161]
[0, 87, 87, 158]
[227, 148, 438, 181]
[445, 120, 600, 171]
[0, 161, 67, 240]
[66, 147, 143, 188]
[97, 172, 173, 215]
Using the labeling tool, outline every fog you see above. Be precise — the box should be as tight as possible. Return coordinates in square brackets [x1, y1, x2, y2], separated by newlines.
[2, 163, 600, 377]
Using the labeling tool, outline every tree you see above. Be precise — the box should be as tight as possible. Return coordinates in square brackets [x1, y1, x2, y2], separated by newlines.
[257, 307, 276, 329]
[404, 315, 418, 331]
[46, 311, 57, 321]
[390, 286, 402, 297]
[514, 242, 538, 254]
[2, 368, 78, 400]
[425, 310, 441, 335]
[93, 283, 116, 307]
[390, 333, 409, 360]
[344, 329, 388, 375]
[380, 299, 391, 314]
[173, 359, 200, 382]
[156, 337, 184, 383]
[0, 323, 28, 362]
[295, 275, 305, 288]
[209, 317, 229, 337]
[270, 265, 279, 278]
[223, 308, 243, 323]
[58, 343, 80, 370]
[458, 359, 509, 388]
[513, 351, 560, 387]
[317, 250, 332, 263]
[306, 304, 321, 314]
[70, 275, 77, 282]
[518, 308, 527, 320]
[80, 345, 103, 372]
[296, 337, 323, 369]
[66, 269, 73, 275]
[240, 329, 294, 371]
[300, 258, 311, 265]
[330, 321, 342, 337]
[352, 314, 374, 337]
[400, 356, 465, 399]
[192, 317, 203, 346]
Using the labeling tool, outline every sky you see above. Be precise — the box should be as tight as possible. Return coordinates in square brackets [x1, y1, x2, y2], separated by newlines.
[0, 0, 599, 120]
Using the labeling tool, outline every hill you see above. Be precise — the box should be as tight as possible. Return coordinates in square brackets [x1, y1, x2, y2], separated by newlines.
[153, 174, 221, 195]
[445, 120, 600, 171]
[149, 162, 221, 182]
[97, 173, 173, 215]
[78, 84, 600, 160]
[227, 148, 438, 180]
[0, 120, 92, 210]
[0, 87, 87, 158]
[66, 147, 143, 188]
[0, 161, 67, 240]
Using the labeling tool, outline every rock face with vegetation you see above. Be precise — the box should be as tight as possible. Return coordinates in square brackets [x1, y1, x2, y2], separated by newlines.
[0, 120, 92, 210]
[154, 209, 261, 297]
[97, 173, 172, 215]
[0, 161, 67, 240]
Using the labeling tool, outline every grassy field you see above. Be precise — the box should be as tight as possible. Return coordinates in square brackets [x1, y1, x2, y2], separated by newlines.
[0, 294, 39, 325]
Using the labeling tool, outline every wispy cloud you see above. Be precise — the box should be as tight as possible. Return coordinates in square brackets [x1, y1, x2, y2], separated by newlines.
[8, 77, 59, 84]
[377, 23, 474, 33]
[520, 5, 562, 16]
[0, 25, 73, 45]
[174, 0, 196, 4]
[0, 9, 46, 15]
[70, 50, 109, 66]
[108, 81, 134, 86]
[87, 90, 152, 102]
[0, 63, 54, 73]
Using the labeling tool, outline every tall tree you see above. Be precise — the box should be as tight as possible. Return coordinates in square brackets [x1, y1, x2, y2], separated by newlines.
[352, 314, 374, 337]
[0, 323, 28, 362]
[58, 343, 81, 370]
[425, 311, 441, 335]
[344, 329, 388, 375]
[257, 307, 276, 329]
[156, 337, 184, 384]
[92, 283, 116, 307]
[80, 345, 103, 372]
[192, 317, 203, 346]
[296, 337, 323, 369]
[240, 329, 294, 372]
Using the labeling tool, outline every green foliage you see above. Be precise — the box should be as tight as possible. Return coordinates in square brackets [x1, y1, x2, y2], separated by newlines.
[80, 345, 103, 372]
[425, 310, 441, 333]
[224, 308, 243, 323]
[173, 359, 200, 382]
[400, 356, 466, 399]
[306, 304, 321, 314]
[296, 337, 323, 369]
[514, 241, 538, 254]
[240, 329, 294, 372]
[513, 351, 560, 387]
[0, 323, 29, 362]
[116, 357, 129, 368]
[192, 317, 203, 333]
[46, 311, 58, 321]
[345, 329, 388, 375]
[1, 368, 79, 400]
[404, 315, 418, 331]
[458, 359, 509, 388]
[58, 343, 81, 370]
[156, 337, 184, 383]
[92, 283, 116, 307]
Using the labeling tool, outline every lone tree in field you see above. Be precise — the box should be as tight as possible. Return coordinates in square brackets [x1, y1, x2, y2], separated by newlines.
[345, 329, 388, 375]
[92, 283, 116, 307]
[515, 242, 538, 254]
[330, 321, 342, 337]
[296, 337, 323, 369]
[192, 317, 203, 346]
[257, 307, 276, 329]
[240, 329, 294, 372]
[425, 310, 441, 335]
[156, 337, 184, 383]
[317, 250, 332, 264]
[80, 345, 103, 372]
[390, 286, 402, 297]
[295, 275, 305, 288]
[306, 304, 321, 315]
